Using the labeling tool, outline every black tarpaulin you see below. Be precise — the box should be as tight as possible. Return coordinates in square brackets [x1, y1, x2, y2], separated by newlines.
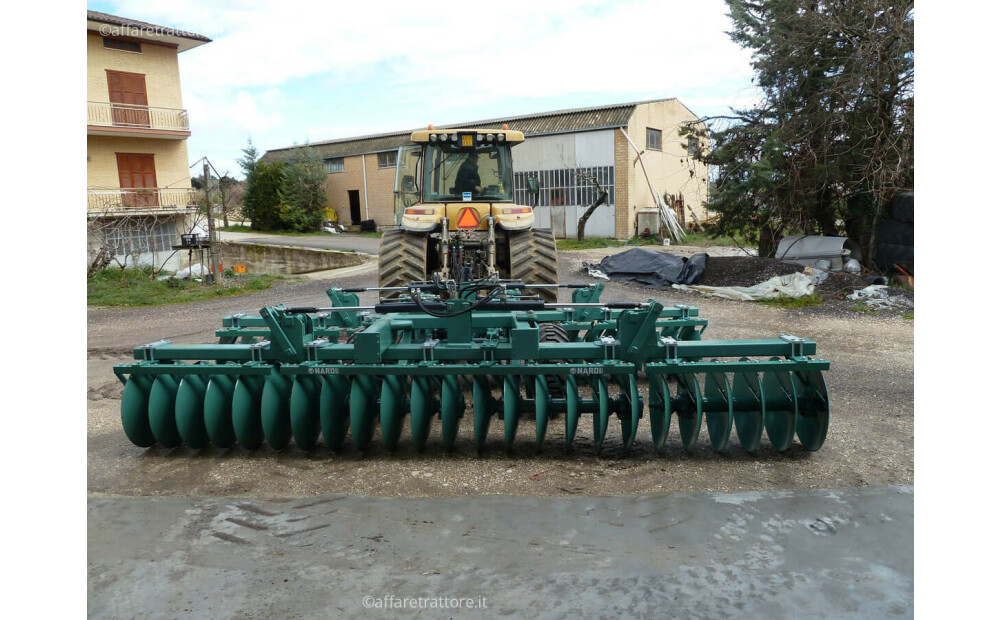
[590, 249, 707, 287]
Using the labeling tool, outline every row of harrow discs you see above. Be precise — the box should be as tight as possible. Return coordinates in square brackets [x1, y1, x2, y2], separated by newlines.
[114, 281, 830, 455]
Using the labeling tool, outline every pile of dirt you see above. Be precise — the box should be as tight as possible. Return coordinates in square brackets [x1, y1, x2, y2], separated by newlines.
[699, 256, 801, 288]
[693, 255, 914, 319]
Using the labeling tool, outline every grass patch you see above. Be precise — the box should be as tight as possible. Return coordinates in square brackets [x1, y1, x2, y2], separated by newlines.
[903, 311, 914, 320]
[556, 237, 621, 250]
[357, 231, 383, 238]
[850, 301, 880, 315]
[88, 267, 289, 307]
[556, 233, 748, 251]
[757, 293, 824, 309]
[626, 235, 661, 246]
[679, 230, 752, 247]
[556, 236, 664, 250]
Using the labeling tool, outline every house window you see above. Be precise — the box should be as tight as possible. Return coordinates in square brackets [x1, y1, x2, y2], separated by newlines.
[687, 135, 700, 157]
[323, 157, 345, 173]
[103, 37, 141, 53]
[377, 151, 397, 169]
[646, 128, 662, 151]
[107, 219, 176, 256]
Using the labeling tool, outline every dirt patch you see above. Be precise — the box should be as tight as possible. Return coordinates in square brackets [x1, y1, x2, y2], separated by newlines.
[88, 380, 123, 401]
[88, 347, 135, 360]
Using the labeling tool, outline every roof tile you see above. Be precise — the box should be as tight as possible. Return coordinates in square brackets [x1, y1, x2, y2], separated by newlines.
[87, 10, 212, 43]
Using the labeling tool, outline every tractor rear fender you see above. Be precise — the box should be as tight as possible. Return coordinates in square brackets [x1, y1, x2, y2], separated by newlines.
[493, 206, 534, 231]
[400, 205, 445, 232]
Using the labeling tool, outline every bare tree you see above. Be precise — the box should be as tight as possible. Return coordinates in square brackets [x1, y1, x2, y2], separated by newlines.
[575, 172, 609, 241]
[219, 177, 245, 227]
[87, 209, 161, 274]
[87, 207, 207, 278]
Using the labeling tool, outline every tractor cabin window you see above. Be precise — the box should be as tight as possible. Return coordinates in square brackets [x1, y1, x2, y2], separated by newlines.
[646, 127, 662, 151]
[377, 152, 397, 169]
[103, 37, 141, 53]
[323, 157, 345, 173]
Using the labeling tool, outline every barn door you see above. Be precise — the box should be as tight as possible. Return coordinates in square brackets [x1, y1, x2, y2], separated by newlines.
[116, 153, 158, 207]
[107, 70, 150, 127]
[348, 190, 362, 224]
[550, 206, 566, 239]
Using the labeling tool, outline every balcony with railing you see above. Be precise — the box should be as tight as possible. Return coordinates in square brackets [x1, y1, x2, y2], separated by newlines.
[87, 101, 190, 137]
[87, 187, 197, 215]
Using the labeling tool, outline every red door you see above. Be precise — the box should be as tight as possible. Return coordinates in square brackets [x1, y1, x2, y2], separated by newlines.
[107, 70, 150, 127]
[117, 153, 158, 207]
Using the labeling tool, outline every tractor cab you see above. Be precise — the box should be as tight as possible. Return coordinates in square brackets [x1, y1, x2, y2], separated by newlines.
[393, 127, 530, 232]
[384, 125, 552, 297]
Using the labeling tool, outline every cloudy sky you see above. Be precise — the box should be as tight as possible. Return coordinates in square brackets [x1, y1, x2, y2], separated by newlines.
[88, 0, 758, 177]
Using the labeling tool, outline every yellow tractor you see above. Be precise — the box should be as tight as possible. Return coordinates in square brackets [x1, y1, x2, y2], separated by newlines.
[380, 126, 558, 302]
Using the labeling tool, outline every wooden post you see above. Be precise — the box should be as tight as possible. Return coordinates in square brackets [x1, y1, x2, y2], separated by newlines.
[204, 159, 219, 285]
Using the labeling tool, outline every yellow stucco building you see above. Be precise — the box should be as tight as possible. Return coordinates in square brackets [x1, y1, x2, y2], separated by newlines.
[86, 11, 210, 271]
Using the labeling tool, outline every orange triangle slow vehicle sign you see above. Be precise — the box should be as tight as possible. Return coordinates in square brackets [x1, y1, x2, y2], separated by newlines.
[457, 208, 479, 229]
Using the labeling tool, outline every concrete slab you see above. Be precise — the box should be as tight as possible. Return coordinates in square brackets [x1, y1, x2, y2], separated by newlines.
[88, 486, 912, 618]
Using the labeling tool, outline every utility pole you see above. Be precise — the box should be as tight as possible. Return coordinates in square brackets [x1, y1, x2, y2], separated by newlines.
[204, 158, 219, 284]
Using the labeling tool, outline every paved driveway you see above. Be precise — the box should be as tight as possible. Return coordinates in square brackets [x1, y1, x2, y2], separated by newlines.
[88, 486, 913, 618]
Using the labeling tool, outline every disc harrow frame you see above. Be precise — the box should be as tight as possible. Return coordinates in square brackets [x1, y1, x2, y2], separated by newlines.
[114, 281, 829, 455]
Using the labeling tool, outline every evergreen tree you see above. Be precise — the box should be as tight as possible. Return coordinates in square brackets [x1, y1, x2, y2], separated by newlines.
[687, 1, 913, 260]
[239, 138, 284, 230]
[237, 138, 259, 180]
[278, 145, 329, 232]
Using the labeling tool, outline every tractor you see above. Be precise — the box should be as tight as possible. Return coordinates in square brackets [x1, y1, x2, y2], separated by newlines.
[380, 126, 558, 302]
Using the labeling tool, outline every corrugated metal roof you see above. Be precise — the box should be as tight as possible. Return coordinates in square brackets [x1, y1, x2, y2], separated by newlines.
[266, 131, 414, 161]
[262, 98, 674, 163]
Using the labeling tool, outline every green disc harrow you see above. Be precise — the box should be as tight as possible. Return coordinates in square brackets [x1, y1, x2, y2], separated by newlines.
[114, 280, 830, 454]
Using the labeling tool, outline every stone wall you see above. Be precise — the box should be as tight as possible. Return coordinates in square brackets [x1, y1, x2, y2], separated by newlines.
[218, 242, 367, 275]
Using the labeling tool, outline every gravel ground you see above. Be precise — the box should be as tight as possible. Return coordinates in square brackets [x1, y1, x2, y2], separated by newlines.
[87, 250, 913, 499]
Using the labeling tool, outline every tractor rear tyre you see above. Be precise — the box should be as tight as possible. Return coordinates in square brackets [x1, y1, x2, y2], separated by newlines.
[379, 229, 429, 293]
[509, 228, 558, 303]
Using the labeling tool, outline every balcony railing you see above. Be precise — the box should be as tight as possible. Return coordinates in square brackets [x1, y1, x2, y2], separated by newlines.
[87, 187, 197, 213]
[87, 101, 190, 132]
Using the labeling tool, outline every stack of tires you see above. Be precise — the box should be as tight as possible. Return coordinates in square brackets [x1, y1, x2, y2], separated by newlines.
[875, 192, 914, 273]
